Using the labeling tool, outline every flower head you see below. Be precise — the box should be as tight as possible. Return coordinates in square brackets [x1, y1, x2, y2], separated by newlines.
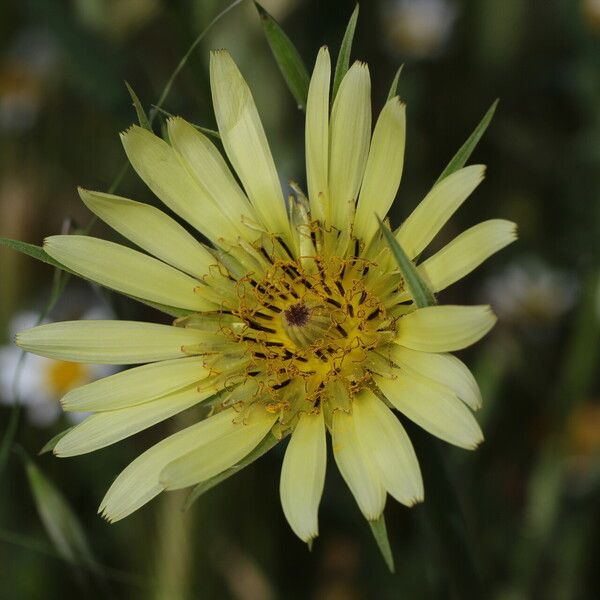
[16, 47, 516, 541]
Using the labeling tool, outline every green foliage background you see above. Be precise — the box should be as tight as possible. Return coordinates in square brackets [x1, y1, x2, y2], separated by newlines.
[1, 0, 600, 598]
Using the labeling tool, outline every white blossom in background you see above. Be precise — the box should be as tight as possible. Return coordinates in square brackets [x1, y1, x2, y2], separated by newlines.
[0, 309, 115, 427]
[482, 259, 578, 324]
[381, 0, 458, 59]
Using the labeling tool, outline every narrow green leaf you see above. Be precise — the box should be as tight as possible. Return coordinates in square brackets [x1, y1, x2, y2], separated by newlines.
[368, 514, 395, 573]
[125, 82, 152, 131]
[332, 4, 359, 102]
[25, 457, 98, 573]
[254, 2, 310, 111]
[39, 428, 74, 455]
[184, 432, 279, 511]
[152, 105, 220, 139]
[377, 218, 436, 308]
[435, 99, 499, 184]
[0, 237, 68, 271]
[387, 64, 404, 100]
[152, 0, 245, 120]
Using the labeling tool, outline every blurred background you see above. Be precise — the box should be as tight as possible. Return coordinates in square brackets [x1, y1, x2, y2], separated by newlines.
[1, 0, 600, 598]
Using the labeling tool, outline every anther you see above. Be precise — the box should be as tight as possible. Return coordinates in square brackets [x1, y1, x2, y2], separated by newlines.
[366, 308, 381, 321]
[335, 324, 348, 338]
[246, 320, 277, 334]
[272, 379, 291, 390]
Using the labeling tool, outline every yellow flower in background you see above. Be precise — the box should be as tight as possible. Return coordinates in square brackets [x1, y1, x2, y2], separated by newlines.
[16, 47, 516, 542]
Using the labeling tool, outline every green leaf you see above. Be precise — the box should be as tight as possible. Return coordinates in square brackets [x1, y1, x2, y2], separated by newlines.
[152, 0, 246, 120]
[0, 237, 69, 271]
[435, 99, 499, 184]
[368, 514, 395, 573]
[184, 432, 279, 511]
[39, 428, 74, 455]
[125, 82, 152, 131]
[332, 4, 359, 102]
[377, 218, 436, 308]
[255, 2, 310, 111]
[387, 65, 404, 100]
[25, 457, 98, 573]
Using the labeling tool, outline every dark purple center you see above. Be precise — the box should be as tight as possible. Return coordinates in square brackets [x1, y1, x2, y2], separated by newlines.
[283, 302, 310, 327]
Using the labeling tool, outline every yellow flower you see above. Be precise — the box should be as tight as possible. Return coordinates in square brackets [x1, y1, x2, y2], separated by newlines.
[16, 48, 516, 542]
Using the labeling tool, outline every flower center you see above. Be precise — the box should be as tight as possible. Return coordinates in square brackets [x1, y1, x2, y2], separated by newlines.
[283, 302, 310, 327]
[223, 247, 396, 421]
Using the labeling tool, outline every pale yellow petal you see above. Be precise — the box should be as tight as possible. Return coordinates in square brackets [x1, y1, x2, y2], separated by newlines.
[44, 235, 214, 311]
[396, 165, 485, 258]
[16, 320, 208, 364]
[280, 411, 326, 542]
[305, 47, 330, 223]
[121, 125, 242, 244]
[79, 189, 216, 280]
[390, 346, 482, 410]
[419, 219, 517, 292]
[160, 407, 276, 490]
[55, 386, 216, 457]
[99, 408, 243, 522]
[167, 117, 259, 236]
[396, 305, 496, 352]
[354, 97, 406, 242]
[352, 390, 423, 506]
[328, 62, 371, 230]
[376, 371, 484, 449]
[332, 410, 385, 521]
[61, 356, 209, 412]
[209, 50, 291, 241]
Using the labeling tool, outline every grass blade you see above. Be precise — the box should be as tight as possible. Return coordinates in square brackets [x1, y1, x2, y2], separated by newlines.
[39, 428, 74, 455]
[152, 0, 245, 120]
[0, 238, 69, 271]
[368, 515, 395, 573]
[255, 2, 310, 111]
[387, 65, 404, 100]
[125, 82, 152, 131]
[435, 99, 498, 184]
[377, 218, 436, 308]
[25, 457, 97, 569]
[332, 4, 359, 102]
